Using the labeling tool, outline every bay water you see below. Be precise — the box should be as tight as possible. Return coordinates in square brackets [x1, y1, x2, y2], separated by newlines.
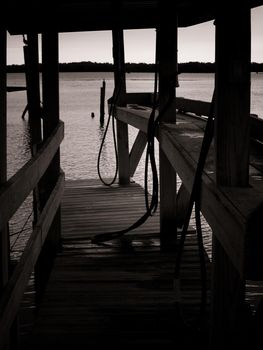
[7, 72, 263, 255]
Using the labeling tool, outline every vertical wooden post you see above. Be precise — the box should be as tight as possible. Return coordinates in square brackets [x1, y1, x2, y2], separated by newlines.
[0, 28, 8, 292]
[112, 28, 130, 185]
[24, 33, 42, 225]
[0, 27, 15, 350]
[24, 33, 42, 149]
[100, 80, 106, 127]
[215, 10, 250, 186]
[35, 30, 61, 306]
[158, 5, 178, 250]
[211, 4, 251, 348]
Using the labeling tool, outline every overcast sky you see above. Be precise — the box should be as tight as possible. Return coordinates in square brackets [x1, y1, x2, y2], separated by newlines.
[7, 6, 263, 65]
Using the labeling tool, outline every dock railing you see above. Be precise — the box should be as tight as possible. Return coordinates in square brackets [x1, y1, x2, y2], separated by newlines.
[115, 93, 263, 280]
[0, 121, 64, 349]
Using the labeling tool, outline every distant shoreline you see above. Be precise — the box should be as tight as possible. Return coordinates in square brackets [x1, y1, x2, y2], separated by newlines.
[7, 61, 263, 73]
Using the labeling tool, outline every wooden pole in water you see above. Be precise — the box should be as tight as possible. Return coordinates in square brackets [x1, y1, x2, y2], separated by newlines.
[158, 4, 178, 250]
[211, 4, 251, 348]
[100, 80, 106, 127]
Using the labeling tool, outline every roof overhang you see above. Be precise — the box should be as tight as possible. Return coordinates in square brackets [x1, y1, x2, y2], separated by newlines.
[5, 0, 263, 35]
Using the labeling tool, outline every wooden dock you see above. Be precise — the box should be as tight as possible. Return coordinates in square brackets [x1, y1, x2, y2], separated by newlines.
[2, 3, 263, 347]
[21, 179, 211, 349]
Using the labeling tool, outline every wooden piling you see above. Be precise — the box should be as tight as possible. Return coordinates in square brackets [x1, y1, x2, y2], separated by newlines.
[112, 27, 130, 185]
[211, 4, 251, 348]
[100, 80, 106, 127]
[35, 30, 62, 306]
[23, 34, 42, 149]
[158, 5, 178, 250]
[0, 28, 9, 293]
[0, 27, 14, 350]
[24, 33, 42, 227]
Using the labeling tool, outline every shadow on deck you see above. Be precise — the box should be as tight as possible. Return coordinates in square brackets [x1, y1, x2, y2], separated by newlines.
[21, 179, 211, 348]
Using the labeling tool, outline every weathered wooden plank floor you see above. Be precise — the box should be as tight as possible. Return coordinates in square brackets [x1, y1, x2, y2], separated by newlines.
[22, 179, 211, 349]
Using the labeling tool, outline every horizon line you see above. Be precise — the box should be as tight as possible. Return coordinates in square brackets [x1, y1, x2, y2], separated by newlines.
[7, 60, 263, 66]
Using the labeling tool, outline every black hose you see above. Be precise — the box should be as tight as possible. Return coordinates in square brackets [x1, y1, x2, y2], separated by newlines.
[144, 57, 159, 215]
[97, 85, 120, 186]
[173, 90, 215, 326]
[93, 31, 160, 244]
[91, 91, 176, 245]
[92, 78, 159, 244]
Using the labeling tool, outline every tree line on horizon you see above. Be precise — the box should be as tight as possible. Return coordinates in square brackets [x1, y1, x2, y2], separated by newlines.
[7, 61, 263, 73]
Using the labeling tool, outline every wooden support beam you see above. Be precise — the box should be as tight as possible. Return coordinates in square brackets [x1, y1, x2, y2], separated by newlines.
[116, 119, 129, 185]
[125, 92, 154, 107]
[211, 5, 251, 347]
[35, 30, 61, 306]
[0, 28, 9, 291]
[24, 33, 42, 148]
[176, 97, 211, 117]
[42, 32, 60, 139]
[129, 130, 147, 178]
[24, 33, 43, 229]
[158, 5, 178, 250]
[215, 12, 250, 187]
[116, 106, 151, 133]
[41, 28, 61, 227]
[112, 28, 130, 185]
[0, 27, 14, 350]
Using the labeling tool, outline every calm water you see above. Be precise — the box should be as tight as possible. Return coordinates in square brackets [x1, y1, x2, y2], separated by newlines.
[7, 72, 263, 254]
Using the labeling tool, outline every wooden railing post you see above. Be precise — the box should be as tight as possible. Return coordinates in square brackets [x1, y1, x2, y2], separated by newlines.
[112, 27, 130, 185]
[0, 27, 19, 350]
[35, 30, 61, 306]
[158, 5, 178, 250]
[211, 4, 251, 347]
[24, 33, 42, 228]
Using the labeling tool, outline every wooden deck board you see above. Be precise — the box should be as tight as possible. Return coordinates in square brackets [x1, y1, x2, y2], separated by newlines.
[19, 178, 263, 348]
[21, 179, 212, 348]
